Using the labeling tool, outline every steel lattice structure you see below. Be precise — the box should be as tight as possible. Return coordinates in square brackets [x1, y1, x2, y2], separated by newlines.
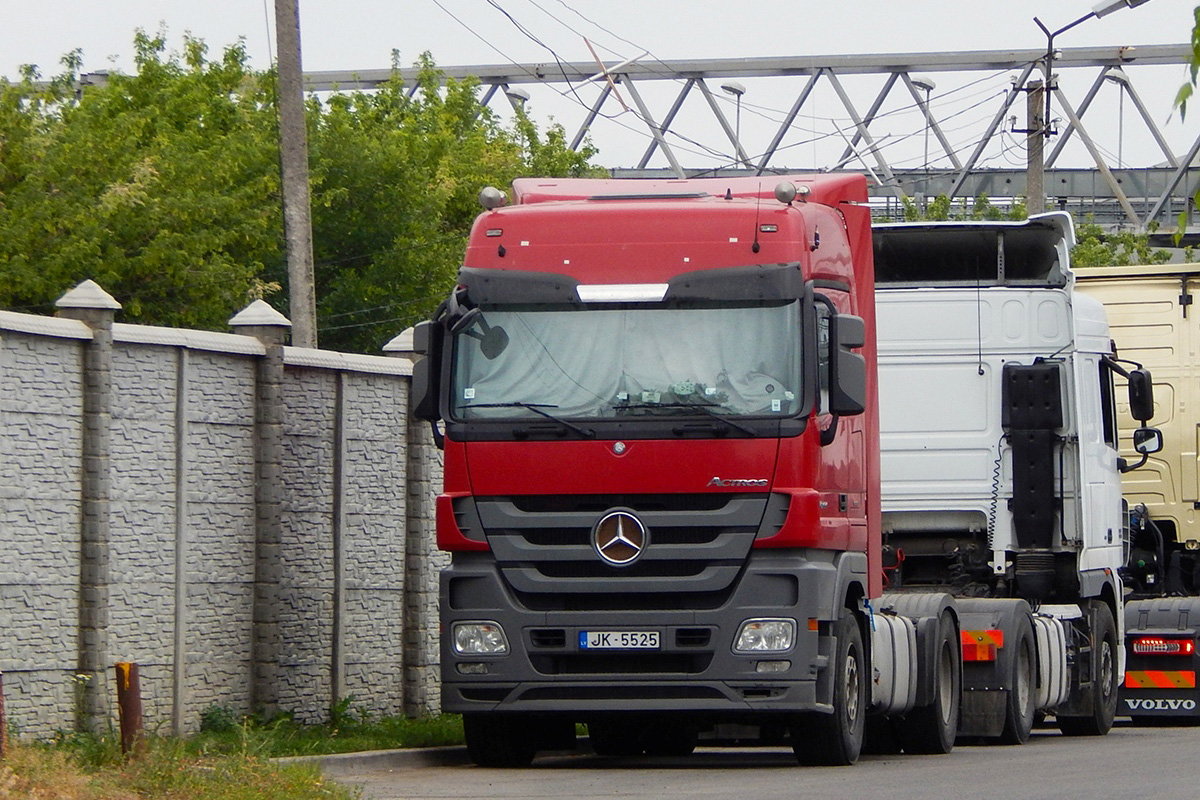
[306, 44, 1200, 232]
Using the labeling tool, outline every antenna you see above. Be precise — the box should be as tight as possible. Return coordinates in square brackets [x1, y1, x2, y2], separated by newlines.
[752, 183, 762, 253]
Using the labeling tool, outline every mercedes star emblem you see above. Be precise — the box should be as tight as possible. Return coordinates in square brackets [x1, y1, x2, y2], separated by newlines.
[592, 510, 648, 566]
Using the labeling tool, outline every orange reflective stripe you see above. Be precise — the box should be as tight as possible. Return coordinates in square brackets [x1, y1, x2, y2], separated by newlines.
[960, 641, 998, 662]
[961, 629, 1005, 648]
[1124, 670, 1197, 689]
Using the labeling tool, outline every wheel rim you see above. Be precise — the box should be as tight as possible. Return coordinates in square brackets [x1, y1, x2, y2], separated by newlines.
[936, 642, 955, 724]
[1016, 641, 1033, 714]
[1098, 638, 1115, 702]
[845, 647, 861, 725]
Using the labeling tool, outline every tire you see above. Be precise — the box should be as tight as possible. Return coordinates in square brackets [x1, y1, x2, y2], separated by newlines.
[1058, 601, 1119, 737]
[792, 611, 867, 766]
[999, 613, 1036, 745]
[899, 612, 961, 754]
[463, 714, 537, 767]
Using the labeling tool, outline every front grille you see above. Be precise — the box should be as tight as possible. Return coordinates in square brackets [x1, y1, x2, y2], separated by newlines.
[463, 494, 769, 611]
[530, 652, 713, 675]
[519, 685, 727, 702]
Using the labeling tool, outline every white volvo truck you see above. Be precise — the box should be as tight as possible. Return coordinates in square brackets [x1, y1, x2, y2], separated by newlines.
[873, 213, 1162, 740]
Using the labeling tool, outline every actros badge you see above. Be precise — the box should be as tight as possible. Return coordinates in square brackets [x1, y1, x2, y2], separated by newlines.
[592, 510, 648, 566]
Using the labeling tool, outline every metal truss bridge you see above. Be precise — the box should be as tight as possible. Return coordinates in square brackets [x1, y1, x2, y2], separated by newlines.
[306, 44, 1200, 234]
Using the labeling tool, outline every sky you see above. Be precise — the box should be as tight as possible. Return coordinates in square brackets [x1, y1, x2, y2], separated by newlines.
[2, 0, 1197, 171]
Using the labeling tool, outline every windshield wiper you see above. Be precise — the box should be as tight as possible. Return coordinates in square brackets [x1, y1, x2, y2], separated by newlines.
[462, 402, 595, 439]
[617, 402, 758, 437]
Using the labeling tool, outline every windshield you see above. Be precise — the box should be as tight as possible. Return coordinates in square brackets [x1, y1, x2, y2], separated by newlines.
[450, 302, 802, 420]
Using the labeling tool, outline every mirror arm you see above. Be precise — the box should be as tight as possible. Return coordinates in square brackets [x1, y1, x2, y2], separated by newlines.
[820, 415, 840, 447]
[1119, 452, 1148, 473]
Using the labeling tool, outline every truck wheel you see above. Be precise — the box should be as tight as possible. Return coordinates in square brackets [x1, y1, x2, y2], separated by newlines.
[1058, 601, 1119, 736]
[900, 612, 961, 754]
[792, 611, 866, 766]
[463, 714, 537, 767]
[999, 613, 1036, 745]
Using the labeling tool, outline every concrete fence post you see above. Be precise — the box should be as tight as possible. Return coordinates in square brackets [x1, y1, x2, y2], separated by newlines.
[229, 300, 292, 718]
[55, 280, 121, 733]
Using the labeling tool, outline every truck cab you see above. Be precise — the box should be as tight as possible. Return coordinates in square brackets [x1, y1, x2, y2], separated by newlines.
[412, 175, 886, 765]
[874, 213, 1160, 738]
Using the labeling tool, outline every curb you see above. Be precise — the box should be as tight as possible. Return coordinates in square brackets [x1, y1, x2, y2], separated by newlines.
[275, 746, 472, 775]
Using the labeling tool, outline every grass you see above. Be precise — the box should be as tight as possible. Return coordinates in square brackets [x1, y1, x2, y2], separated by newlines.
[0, 710, 466, 799]
[0, 736, 354, 800]
[186, 708, 465, 758]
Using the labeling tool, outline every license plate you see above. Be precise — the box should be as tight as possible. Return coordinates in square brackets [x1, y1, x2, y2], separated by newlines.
[579, 630, 660, 650]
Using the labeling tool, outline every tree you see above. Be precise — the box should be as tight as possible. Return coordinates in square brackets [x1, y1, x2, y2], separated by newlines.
[306, 53, 598, 352]
[0, 33, 282, 326]
[899, 193, 1024, 222]
[0, 36, 599, 351]
[1071, 222, 1172, 267]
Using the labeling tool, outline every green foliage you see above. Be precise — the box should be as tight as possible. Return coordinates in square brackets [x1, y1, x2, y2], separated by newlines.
[0, 34, 600, 351]
[1179, 7, 1200, 235]
[7, 734, 357, 800]
[186, 711, 465, 758]
[898, 193, 1025, 222]
[1179, 6, 1200, 120]
[0, 32, 281, 326]
[200, 705, 241, 735]
[1071, 221, 1172, 267]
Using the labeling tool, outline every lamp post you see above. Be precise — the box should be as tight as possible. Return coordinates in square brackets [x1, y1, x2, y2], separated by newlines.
[1028, 0, 1152, 214]
[721, 80, 746, 167]
[911, 75, 936, 176]
[1105, 67, 1130, 169]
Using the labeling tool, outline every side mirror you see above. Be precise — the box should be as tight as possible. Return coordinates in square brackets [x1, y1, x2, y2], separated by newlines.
[411, 320, 442, 423]
[829, 313, 867, 416]
[1133, 426, 1163, 455]
[411, 357, 439, 422]
[412, 319, 433, 356]
[1128, 368, 1154, 422]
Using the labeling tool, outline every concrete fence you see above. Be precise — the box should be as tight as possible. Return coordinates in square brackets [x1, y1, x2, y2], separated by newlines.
[0, 281, 447, 738]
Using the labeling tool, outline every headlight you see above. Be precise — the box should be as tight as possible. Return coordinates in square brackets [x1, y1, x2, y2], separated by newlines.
[734, 618, 796, 653]
[453, 621, 509, 655]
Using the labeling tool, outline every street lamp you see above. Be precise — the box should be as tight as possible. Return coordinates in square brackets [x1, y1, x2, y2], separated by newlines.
[504, 85, 530, 112]
[1027, 0, 1152, 213]
[911, 75, 936, 175]
[721, 80, 746, 165]
[1105, 67, 1130, 169]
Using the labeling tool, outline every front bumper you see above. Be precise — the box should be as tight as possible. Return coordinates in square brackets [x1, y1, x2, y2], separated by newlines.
[440, 549, 852, 716]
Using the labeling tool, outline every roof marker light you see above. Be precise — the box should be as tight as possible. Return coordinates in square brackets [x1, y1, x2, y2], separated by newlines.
[577, 284, 670, 303]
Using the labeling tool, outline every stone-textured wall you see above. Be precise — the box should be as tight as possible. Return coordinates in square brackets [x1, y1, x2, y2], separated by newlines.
[1, 322, 88, 736]
[0, 298, 439, 739]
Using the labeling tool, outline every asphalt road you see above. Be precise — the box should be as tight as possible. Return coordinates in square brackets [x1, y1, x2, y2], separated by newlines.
[324, 721, 1200, 800]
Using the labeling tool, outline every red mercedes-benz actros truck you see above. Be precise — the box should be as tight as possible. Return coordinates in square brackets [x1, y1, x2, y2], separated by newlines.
[411, 174, 962, 766]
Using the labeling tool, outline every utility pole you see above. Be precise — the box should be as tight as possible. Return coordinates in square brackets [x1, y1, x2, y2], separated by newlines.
[1026, 80, 1045, 215]
[274, 0, 318, 348]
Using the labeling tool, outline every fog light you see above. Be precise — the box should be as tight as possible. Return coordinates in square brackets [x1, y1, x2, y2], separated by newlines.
[756, 660, 791, 674]
[456, 662, 489, 675]
[734, 619, 796, 653]
[453, 621, 509, 655]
